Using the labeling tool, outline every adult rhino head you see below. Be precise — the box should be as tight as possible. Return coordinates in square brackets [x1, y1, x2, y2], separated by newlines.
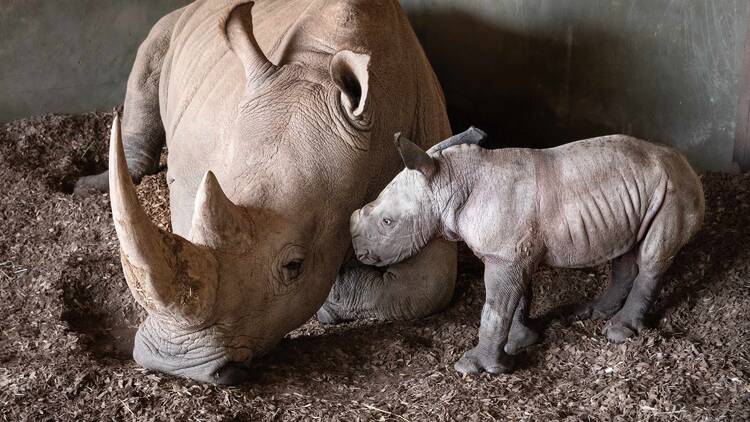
[104, 0, 451, 384]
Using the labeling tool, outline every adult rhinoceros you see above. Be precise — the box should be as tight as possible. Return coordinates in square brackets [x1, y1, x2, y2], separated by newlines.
[75, 0, 457, 384]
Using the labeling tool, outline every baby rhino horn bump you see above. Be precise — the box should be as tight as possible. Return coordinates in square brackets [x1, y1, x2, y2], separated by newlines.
[108, 113, 218, 325]
[189, 171, 253, 251]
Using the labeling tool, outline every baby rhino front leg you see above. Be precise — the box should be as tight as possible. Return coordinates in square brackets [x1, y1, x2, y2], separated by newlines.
[455, 258, 531, 375]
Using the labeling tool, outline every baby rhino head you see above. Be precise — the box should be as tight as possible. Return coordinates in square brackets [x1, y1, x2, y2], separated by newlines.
[350, 128, 486, 266]
[350, 134, 441, 266]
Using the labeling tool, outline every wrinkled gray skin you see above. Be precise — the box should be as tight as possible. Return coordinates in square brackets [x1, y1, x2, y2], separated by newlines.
[351, 133, 705, 375]
[74, 0, 457, 384]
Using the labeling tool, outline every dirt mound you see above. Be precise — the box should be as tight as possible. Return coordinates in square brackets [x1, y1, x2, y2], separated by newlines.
[1, 112, 748, 420]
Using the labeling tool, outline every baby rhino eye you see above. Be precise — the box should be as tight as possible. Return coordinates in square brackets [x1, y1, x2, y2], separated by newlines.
[382, 218, 393, 226]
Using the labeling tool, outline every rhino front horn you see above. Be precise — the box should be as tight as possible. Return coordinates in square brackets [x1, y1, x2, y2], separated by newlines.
[189, 170, 253, 251]
[108, 113, 219, 325]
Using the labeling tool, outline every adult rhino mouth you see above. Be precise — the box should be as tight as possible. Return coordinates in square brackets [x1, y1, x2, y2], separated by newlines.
[132, 320, 254, 385]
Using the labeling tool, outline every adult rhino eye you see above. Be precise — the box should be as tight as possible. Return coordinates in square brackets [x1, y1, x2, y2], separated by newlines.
[382, 218, 393, 226]
[274, 244, 307, 293]
[282, 259, 303, 280]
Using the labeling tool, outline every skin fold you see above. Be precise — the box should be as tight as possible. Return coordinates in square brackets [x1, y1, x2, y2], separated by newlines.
[351, 131, 705, 375]
[74, 0, 459, 384]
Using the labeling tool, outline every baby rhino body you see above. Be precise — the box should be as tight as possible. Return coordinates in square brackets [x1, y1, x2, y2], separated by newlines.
[467, 136, 700, 271]
[350, 131, 704, 375]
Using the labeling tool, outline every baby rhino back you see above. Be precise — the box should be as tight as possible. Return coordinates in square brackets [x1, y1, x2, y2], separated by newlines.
[537, 135, 703, 268]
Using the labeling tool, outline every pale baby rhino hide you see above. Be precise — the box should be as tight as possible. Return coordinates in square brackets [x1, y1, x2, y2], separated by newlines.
[350, 128, 705, 375]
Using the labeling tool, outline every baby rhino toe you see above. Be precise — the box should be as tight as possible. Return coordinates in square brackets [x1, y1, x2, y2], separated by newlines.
[574, 301, 620, 321]
[602, 317, 645, 343]
[504, 325, 540, 355]
[454, 346, 512, 375]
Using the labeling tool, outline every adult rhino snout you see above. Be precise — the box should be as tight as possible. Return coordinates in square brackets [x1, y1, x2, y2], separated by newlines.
[132, 321, 254, 385]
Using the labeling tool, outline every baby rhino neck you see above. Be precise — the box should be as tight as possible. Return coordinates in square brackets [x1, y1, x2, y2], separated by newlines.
[431, 146, 488, 241]
[432, 146, 539, 252]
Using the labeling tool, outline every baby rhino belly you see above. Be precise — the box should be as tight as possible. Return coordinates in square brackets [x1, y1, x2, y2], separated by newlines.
[541, 185, 647, 268]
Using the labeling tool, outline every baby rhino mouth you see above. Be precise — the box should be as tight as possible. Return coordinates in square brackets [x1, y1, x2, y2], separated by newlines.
[351, 234, 382, 266]
[356, 248, 381, 266]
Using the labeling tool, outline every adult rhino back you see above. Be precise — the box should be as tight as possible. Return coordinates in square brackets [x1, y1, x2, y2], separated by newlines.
[78, 0, 456, 384]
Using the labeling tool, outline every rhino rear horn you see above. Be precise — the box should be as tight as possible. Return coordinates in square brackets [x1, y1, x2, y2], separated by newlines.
[109, 113, 218, 325]
[189, 171, 254, 251]
[224, 1, 277, 87]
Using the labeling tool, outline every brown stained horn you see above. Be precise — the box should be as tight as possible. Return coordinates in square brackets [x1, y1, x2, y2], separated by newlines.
[108, 113, 219, 325]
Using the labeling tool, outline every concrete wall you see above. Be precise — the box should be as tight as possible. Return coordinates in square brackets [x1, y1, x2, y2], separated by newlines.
[0, 0, 188, 123]
[1, 0, 748, 171]
[402, 0, 750, 171]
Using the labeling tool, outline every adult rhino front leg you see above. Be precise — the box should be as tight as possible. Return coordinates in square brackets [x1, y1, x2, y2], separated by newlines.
[317, 239, 457, 323]
[74, 7, 184, 194]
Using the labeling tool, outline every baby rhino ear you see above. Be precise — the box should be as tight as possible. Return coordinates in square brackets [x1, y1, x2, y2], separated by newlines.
[394, 133, 436, 178]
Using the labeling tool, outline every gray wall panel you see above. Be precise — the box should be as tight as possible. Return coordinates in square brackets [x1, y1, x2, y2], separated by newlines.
[0, 0, 189, 123]
[0, 0, 747, 171]
[402, 0, 749, 171]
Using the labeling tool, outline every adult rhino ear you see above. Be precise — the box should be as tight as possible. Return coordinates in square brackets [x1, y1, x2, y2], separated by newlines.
[330, 50, 371, 124]
[394, 133, 436, 179]
[224, 1, 277, 88]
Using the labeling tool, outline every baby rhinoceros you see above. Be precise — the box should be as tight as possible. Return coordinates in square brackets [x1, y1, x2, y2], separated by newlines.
[350, 129, 705, 375]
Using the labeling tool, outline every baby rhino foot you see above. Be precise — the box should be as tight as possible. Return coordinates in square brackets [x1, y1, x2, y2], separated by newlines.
[504, 325, 540, 355]
[454, 346, 513, 375]
[574, 301, 620, 321]
[602, 317, 645, 343]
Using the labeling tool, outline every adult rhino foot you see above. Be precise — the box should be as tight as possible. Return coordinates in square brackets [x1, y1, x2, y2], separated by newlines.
[602, 317, 644, 343]
[454, 346, 513, 375]
[316, 302, 346, 325]
[504, 325, 540, 355]
[73, 171, 110, 195]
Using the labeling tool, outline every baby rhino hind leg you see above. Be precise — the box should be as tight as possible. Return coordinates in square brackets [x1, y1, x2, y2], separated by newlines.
[603, 196, 699, 343]
[602, 264, 664, 343]
[575, 250, 638, 321]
